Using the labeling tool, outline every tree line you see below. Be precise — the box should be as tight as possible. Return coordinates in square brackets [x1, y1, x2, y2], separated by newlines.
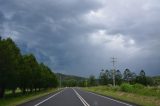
[0, 37, 58, 98]
[56, 73, 87, 87]
[54, 69, 156, 87]
[88, 69, 155, 86]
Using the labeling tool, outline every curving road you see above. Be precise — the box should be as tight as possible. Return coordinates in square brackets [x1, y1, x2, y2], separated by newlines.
[19, 88, 136, 106]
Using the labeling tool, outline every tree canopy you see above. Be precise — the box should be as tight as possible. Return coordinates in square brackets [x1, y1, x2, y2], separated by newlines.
[0, 37, 58, 98]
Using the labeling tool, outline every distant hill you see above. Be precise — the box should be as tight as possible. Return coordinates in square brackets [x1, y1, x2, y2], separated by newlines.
[55, 73, 86, 81]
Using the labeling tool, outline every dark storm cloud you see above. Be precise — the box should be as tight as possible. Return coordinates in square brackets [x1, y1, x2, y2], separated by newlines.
[0, 0, 160, 76]
[0, 10, 5, 34]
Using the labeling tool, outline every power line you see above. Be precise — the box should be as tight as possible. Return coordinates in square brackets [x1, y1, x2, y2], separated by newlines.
[111, 57, 117, 87]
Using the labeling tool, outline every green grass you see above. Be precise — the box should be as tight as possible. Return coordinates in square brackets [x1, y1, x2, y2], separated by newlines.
[0, 88, 60, 106]
[119, 83, 160, 98]
[83, 85, 160, 106]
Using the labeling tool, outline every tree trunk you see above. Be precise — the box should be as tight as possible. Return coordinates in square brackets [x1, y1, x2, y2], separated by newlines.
[30, 88, 33, 92]
[22, 88, 26, 94]
[0, 86, 5, 98]
[12, 89, 16, 95]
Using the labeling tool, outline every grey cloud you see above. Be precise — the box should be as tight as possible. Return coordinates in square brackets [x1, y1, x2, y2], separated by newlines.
[0, 0, 160, 76]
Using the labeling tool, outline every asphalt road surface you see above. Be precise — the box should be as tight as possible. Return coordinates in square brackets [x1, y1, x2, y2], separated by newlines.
[19, 88, 136, 106]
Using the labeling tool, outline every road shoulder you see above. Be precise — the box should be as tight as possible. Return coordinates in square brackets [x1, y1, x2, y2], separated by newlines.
[18, 88, 63, 106]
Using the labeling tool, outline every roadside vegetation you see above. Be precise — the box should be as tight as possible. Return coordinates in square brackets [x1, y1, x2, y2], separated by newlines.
[82, 69, 160, 106]
[84, 85, 160, 106]
[0, 88, 59, 106]
[0, 37, 58, 105]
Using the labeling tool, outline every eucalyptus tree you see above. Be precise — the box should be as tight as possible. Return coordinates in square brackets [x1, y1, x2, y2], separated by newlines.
[99, 69, 109, 85]
[123, 69, 132, 83]
[136, 70, 147, 85]
[88, 75, 97, 86]
[115, 70, 122, 85]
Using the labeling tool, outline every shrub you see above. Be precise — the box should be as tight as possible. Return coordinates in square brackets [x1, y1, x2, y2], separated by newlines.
[113, 86, 120, 91]
[133, 83, 145, 89]
[107, 84, 113, 87]
[120, 83, 134, 93]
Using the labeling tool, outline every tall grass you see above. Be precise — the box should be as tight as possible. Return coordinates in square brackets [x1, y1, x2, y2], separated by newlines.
[84, 85, 160, 106]
[120, 83, 160, 98]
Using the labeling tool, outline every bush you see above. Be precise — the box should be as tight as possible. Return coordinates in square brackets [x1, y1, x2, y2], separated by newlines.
[133, 83, 145, 89]
[113, 86, 120, 91]
[120, 83, 134, 93]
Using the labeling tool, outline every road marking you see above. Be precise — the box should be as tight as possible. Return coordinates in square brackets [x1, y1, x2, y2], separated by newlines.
[87, 91, 133, 106]
[73, 88, 90, 106]
[34, 89, 64, 106]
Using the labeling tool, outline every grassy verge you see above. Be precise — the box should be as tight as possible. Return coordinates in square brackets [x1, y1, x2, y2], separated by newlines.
[83, 86, 160, 106]
[0, 88, 60, 106]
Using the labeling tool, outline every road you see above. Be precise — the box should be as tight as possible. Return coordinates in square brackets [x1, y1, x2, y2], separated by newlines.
[19, 88, 136, 106]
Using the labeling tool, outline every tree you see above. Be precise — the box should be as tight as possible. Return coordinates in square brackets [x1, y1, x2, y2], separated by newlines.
[8, 39, 21, 95]
[88, 75, 96, 86]
[130, 72, 137, 84]
[136, 70, 147, 85]
[146, 77, 154, 86]
[0, 37, 58, 97]
[77, 80, 87, 87]
[123, 69, 132, 83]
[99, 69, 109, 85]
[0, 38, 21, 97]
[18, 55, 30, 93]
[18, 56, 58, 93]
[22, 54, 38, 92]
[115, 70, 122, 85]
[140, 70, 145, 77]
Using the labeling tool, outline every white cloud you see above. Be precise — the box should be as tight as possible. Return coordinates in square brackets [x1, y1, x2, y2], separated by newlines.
[129, 39, 135, 45]
[88, 30, 140, 57]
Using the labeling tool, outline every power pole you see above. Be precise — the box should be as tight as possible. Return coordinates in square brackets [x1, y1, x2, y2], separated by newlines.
[111, 57, 117, 87]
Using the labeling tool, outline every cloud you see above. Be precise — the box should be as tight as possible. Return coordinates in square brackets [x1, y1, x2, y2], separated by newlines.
[0, 0, 160, 76]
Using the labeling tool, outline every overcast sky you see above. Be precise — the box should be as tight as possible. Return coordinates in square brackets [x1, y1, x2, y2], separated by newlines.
[0, 0, 160, 77]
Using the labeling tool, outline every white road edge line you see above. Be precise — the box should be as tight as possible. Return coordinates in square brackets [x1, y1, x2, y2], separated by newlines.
[34, 89, 64, 106]
[73, 88, 90, 106]
[87, 91, 133, 106]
